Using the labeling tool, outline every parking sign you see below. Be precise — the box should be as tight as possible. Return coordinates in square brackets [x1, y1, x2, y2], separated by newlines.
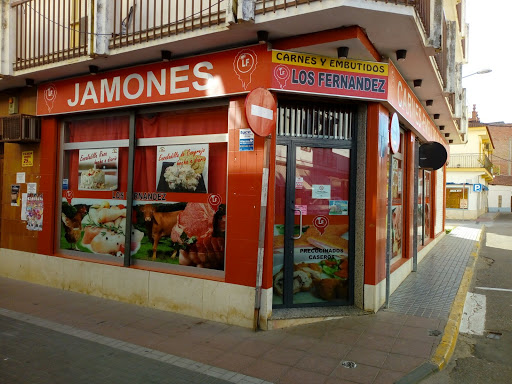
[473, 184, 482, 192]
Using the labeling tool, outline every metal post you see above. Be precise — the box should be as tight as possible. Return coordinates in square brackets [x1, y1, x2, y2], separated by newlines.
[123, 111, 136, 267]
[412, 140, 419, 272]
[385, 151, 393, 308]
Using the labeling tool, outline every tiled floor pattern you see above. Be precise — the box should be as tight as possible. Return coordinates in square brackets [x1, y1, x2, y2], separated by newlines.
[0, 277, 444, 384]
[388, 226, 481, 318]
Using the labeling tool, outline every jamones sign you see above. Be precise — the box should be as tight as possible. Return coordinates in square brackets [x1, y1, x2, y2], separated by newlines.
[37, 45, 270, 115]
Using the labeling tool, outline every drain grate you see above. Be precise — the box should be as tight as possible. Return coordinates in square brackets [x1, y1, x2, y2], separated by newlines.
[341, 361, 357, 368]
[486, 331, 502, 340]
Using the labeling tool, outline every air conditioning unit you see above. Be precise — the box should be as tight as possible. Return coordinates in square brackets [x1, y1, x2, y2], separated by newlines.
[0, 114, 41, 142]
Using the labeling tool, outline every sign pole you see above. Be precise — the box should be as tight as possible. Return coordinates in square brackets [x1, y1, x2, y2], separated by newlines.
[385, 152, 393, 309]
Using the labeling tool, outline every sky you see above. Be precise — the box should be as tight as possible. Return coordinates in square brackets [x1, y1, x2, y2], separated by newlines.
[463, 0, 511, 123]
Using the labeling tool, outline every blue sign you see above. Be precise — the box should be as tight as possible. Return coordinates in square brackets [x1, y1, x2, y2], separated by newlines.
[473, 184, 482, 192]
[239, 129, 254, 151]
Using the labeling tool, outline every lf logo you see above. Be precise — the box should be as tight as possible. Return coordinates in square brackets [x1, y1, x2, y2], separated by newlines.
[274, 65, 290, 89]
[313, 215, 329, 235]
[233, 49, 257, 89]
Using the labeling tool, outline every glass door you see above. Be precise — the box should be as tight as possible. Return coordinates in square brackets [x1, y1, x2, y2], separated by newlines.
[273, 142, 352, 307]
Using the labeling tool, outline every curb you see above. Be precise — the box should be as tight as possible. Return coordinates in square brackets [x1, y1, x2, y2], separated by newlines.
[395, 226, 486, 384]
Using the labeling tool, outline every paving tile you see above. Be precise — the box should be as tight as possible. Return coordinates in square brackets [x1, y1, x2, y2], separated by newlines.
[323, 328, 362, 345]
[382, 353, 425, 373]
[210, 351, 257, 372]
[398, 325, 440, 342]
[279, 334, 318, 351]
[277, 367, 329, 384]
[355, 332, 396, 353]
[345, 346, 389, 368]
[391, 338, 434, 359]
[261, 346, 307, 366]
[364, 322, 403, 338]
[331, 362, 380, 384]
[373, 368, 406, 384]
[294, 354, 341, 375]
[309, 340, 351, 359]
[231, 339, 275, 358]
[240, 359, 290, 382]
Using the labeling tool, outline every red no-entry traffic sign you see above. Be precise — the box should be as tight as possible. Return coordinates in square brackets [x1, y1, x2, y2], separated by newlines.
[244, 88, 277, 137]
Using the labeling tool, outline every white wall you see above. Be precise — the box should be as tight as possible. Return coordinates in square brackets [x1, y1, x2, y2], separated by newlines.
[489, 185, 512, 212]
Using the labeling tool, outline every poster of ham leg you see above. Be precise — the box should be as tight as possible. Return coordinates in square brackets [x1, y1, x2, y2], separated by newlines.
[156, 144, 209, 193]
[78, 148, 119, 191]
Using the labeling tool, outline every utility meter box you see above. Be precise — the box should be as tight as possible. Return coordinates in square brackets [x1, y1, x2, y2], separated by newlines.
[8, 97, 19, 115]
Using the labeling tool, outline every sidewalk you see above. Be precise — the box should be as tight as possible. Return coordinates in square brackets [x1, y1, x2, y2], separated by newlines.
[0, 223, 483, 384]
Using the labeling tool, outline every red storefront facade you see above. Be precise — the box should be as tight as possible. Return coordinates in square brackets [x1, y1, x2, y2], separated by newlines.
[1, 42, 448, 329]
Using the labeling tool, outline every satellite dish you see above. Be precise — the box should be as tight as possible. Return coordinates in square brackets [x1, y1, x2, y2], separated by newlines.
[419, 142, 447, 170]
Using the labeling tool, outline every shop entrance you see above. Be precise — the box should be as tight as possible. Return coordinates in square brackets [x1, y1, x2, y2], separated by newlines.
[272, 101, 355, 308]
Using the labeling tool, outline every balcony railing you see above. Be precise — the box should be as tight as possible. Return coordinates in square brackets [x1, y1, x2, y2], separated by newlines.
[434, 16, 448, 87]
[111, 0, 227, 49]
[448, 153, 494, 175]
[12, 0, 89, 71]
[11, 0, 229, 71]
[255, 0, 321, 15]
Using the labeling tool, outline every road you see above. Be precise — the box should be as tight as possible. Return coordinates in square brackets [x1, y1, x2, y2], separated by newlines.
[422, 213, 512, 384]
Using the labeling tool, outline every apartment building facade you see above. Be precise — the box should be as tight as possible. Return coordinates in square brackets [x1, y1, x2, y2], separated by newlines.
[0, 0, 468, 329]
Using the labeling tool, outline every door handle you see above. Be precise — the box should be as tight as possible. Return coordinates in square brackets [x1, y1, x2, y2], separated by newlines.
[293, 208, 303, 239]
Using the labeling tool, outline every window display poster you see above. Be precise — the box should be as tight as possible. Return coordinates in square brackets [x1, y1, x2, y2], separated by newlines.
[11, 185, 20, 206]
[78, 148, 119, 191]
[329, 200, 348, 215]
[391, 205, 402, 258]
[156, 144, 209, 193]
[26, 193, 43, 231]
[60, 198, 226, 271]
[312, 184, 331, 199]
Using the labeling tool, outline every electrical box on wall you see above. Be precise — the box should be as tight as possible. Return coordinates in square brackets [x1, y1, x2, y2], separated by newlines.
[8, 97, 19, 115]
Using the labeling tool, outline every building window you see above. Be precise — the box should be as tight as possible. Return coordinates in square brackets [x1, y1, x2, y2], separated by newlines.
[58, 105, 228, 274]
[446, 187, 469, 209]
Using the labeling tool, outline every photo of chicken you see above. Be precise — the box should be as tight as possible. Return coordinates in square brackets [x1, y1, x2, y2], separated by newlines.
[61, 205, 88, 250]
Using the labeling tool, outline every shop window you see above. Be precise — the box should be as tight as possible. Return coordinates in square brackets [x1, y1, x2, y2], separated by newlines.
[131, 107, 228, 272]
[59, 116, 130, 263]
[58, 106, 228, 274]
[446, 187, 469, 209]
[388, 131, 404, 263]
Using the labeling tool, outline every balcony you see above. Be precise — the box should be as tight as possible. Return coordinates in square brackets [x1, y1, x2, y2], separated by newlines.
[11, 0, 230, 71]
[4, 0, 467, 144]
[448, 153, 494, 177]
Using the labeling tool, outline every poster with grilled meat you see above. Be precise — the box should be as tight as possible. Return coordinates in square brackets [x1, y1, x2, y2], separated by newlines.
[78, 148, 119, 191]
[156, 144, 209, 193]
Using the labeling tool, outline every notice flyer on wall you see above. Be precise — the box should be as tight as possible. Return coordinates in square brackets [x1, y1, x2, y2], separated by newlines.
[78, 148, 119, 191]
[10, 185, 20, 206]
[26, 193, 43, 231]
[156, 144, 209, 193]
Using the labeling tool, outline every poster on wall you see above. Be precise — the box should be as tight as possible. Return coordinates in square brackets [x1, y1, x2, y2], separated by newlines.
[156, 144, 209, 193]
[60, 199, 141, 256]
[78, 148, 119, 191]
[273, 222, 350, 303]
[26, 193, 44, 231]
[60, 198, 226, 271]
[391, 205, 402, 258]
[10, 185, 20, 206]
